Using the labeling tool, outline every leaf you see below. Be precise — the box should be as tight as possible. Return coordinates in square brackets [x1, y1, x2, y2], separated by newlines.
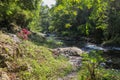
[65, 23, 71, 28]
[6, 10, 12, 15]
[73, 11, 77, 16]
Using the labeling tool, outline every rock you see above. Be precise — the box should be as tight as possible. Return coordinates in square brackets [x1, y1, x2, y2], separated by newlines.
[8, 34, 21, 43]
[53, 47, 84, 56]
[52, 47, 83, 70]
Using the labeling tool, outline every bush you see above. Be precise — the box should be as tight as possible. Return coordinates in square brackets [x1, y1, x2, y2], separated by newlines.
[77, 51, 120, 80]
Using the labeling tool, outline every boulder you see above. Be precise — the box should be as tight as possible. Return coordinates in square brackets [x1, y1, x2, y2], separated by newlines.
[53, 47, 84, 57]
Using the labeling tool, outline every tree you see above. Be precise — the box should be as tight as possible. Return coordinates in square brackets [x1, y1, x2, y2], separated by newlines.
[50, 0, 108, 38]
[0, 0, 42, 32]
[39, 5, 50, 32]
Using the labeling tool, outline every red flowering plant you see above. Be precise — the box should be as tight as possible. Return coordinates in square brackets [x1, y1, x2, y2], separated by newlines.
[18, 28, 31, 40]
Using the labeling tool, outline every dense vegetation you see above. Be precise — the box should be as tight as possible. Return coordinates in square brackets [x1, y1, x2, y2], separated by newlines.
[0, 32, 72, 80]
[0, 0, 120, 45]
[0, 0, 120, 80]
[0, 0, 41, 32]
[40, 0, 120, 45]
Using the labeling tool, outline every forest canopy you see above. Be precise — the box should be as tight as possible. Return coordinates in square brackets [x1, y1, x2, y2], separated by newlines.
[0, 0, 120, 46]
[46, 0, 120, 45]
[0, 0, 42, 32]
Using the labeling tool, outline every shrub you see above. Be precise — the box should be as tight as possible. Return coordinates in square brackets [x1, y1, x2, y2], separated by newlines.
[78, 51, 120, 80]
[18, 28, 31, 40]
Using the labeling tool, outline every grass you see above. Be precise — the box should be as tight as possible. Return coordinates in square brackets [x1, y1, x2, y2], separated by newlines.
[0, 32, 72, 80]
[19, 41, 72, 80]
[1, 31, 120, 80]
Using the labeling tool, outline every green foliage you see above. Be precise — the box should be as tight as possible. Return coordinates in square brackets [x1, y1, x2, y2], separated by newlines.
[81, 51, 104, 80]
[106, 0, 120, 40]
[29, 32, 64, 48]
[49, 0, 109, 38]
[19, 41, 72, 80]
[65, 23, 71, 28]
[39, 5, 50, 32]
[48, 0, 120, 45]
[78, 51, 120, 80]
[46, 36, 63, 48]
[0, 0, 42, 32]
[83, 51, 104, 63]
[0, 33, 72, 80]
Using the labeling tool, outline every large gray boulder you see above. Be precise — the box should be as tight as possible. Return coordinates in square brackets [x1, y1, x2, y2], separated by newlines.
[52, 47, 84, 57]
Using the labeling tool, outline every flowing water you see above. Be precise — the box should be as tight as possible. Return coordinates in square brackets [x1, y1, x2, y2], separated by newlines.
[46, 34, 120, 80]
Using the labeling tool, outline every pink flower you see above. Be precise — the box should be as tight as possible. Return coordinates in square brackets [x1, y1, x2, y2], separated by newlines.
[22, 29, 31, 35]
[18, 28, 31, 40]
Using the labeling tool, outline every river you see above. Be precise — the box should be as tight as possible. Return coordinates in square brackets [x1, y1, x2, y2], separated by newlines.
[45, 33, 120, 80]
